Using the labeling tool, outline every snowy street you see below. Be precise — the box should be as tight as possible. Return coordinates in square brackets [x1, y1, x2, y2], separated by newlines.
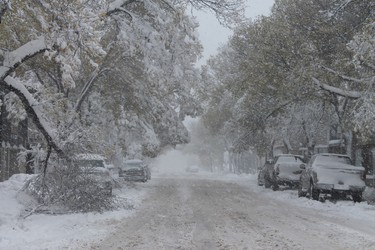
[2, 171, 375, 249]
[91, 174, 375, 250]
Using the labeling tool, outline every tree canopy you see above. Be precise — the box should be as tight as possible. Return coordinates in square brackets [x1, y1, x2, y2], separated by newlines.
[0, 0, 245, 167]
[201, 0, 374, 157]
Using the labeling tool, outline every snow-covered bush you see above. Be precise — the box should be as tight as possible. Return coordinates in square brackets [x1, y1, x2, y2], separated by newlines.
[22, 164, 113, 213]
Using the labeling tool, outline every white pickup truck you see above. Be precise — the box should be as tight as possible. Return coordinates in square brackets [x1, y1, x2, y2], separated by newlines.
[298, 153, 365, 202]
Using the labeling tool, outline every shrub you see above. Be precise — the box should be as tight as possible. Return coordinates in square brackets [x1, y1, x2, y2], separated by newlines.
[23, 164, 114, 213]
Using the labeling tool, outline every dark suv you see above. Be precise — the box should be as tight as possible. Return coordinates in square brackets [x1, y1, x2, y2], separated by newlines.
[120, 159, 150, 182]
[74, 154, 113, 195]
[258, 155, 305, 190]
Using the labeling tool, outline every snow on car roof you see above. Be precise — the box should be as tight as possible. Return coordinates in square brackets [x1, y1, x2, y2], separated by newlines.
[275, 154, 304, 158]
[315, 153, 351, 158]
[314, 154, 353, 166]
[124, 159, 143, 164]
[74, 153, 106, 160]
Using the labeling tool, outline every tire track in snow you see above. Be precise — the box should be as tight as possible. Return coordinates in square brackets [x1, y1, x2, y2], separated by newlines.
[91, 176, 375, 250]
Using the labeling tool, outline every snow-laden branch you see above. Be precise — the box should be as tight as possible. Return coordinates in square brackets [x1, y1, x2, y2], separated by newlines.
[2, 76, 64, 156]
[0, 38, 48, 80]
[330, 0, 354, 17]
[106, 0, 135, 18]
[320, 65, 369, 84]
[0, 0, 9, 23]
[75, 68, 110, 112]
[312, 77, 361, 99]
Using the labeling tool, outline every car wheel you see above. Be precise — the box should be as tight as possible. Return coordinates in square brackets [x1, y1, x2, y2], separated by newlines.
[309, 181, 319, 201]
[352, 192, 362, 203]
[298, 183, 306, 197]
[264, 175, 271, 188]
[331, 191, 339, 201]
[271, 173, 279, 191]
[272, 181, 279, 191]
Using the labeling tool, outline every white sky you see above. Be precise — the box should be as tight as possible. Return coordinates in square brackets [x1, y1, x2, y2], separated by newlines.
[194, 0, 275, 66]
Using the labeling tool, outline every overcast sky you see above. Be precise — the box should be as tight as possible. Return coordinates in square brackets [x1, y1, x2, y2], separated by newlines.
[194, 0, 275, 66]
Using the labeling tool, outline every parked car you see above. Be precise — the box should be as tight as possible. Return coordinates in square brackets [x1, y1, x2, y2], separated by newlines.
[120, 159, 149, 182]
[73, 153, 113, 195]
[272, 154, 306, 189]
[186, 165, 199, 173]
[298, 153, 366, 202]
[260, 155, 305, 190]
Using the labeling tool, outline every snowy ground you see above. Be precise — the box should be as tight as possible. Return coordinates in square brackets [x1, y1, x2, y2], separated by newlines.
[1, 156, 375, 249]
[0, 174, 149, 250]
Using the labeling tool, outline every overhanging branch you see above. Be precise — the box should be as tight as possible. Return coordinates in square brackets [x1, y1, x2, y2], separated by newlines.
[0, 38, 48, 80]
[312, 77, 361, 99]
[2, 76, 65, 157]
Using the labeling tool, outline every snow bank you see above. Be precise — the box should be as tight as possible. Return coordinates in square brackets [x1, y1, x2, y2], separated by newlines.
[0, 174, 148, 250]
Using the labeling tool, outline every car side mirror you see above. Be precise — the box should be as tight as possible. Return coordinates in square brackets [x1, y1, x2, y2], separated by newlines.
[300, 164, 306, 170]
[266, 159, 273, 164]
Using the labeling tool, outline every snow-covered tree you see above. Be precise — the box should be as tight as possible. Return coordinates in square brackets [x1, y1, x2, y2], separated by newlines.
[0, 0, 245, 165]
[201, 0, 373, 158]
[0, 0, 246, 210]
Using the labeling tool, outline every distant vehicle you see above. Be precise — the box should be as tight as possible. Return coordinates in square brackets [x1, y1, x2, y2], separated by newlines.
[73, 153, 113, 195]
[120, 159, 149, 182]
[298, 153, 366, 202]
[185, 165, 199, 173]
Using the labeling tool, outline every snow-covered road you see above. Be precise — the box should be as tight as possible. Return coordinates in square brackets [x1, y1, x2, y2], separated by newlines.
[91, 175, 375, 250]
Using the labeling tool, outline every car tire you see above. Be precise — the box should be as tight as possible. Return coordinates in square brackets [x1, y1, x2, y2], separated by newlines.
[352, 193, 362, 203]
[331, 191, 339, 201]
[309, 181, 319, 201]
[298, 183, 306, 197]
[272, 182, 279, 191]
[264, 175, 271, 188]
[271, 173, 279, 191]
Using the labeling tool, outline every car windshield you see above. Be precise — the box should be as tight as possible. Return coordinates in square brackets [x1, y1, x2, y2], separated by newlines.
[315, 155, 352, 165]
[123, 162, 143, 169]
[276, 156, 304, 164]
[76, 159, 105, 168]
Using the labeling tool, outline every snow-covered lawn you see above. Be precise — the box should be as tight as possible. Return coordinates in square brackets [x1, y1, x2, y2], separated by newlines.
[1, 171, 375, 249]
[0, 174, 148, 250]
